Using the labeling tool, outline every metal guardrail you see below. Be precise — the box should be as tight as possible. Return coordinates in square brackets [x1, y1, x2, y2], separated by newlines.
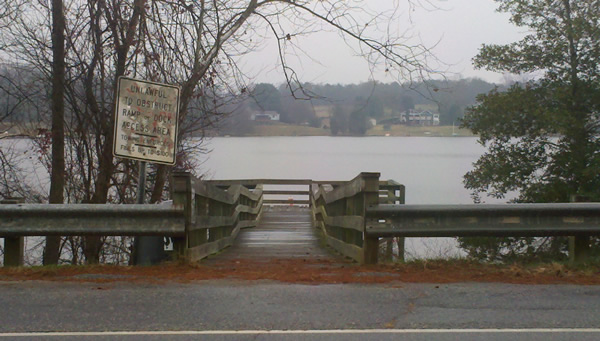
[0, 204, 185, 237]
[365, 203, 600, 264]
[312, 173, 600, 264]
[0, 202, 186, 267]
[366, 203, 600, 237]
[4, 174, 599, 267]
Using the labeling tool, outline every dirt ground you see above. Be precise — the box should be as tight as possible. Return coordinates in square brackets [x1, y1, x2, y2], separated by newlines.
[1, 258, 599, 285]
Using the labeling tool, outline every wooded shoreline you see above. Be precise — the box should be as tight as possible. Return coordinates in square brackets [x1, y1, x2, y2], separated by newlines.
[211, 124, 476, 137]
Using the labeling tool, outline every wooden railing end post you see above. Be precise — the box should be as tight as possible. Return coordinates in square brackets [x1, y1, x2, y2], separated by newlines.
[361, 173, 380, 264]
[170, 172, 195, 260]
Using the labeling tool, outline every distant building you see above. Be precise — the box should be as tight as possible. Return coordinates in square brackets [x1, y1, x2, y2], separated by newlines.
[378, 110, 440, 127]
[251, 110, 280, 122]
[400, 110, 440, 126]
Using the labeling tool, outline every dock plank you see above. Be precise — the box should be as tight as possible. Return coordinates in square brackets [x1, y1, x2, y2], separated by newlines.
[204, 206, 336, 261]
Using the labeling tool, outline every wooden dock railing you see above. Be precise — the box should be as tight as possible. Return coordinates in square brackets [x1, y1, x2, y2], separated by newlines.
[206, 179, 312, 206]
[310, 172, 381, 263]
[171, 172, 264, 262]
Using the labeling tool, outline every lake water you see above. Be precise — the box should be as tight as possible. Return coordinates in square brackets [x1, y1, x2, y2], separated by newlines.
[200, 136, 506, 260]
[2, 136, 506, 261]
[201, 136, 496, 205]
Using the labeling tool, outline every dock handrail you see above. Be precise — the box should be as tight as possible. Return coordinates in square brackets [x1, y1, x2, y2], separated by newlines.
[310, 172, 381, 263]
[171, 172, 264, 262]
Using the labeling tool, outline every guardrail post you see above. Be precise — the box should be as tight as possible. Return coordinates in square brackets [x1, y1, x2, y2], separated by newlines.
[362, 173, 380, 264]
[2, 198, 25, 267]
[570, 236, 590, 264]
[171, 172, 195, 260]
[569, 195, 590, 264]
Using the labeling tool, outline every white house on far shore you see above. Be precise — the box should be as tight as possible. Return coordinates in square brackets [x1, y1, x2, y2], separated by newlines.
[401, 110, 440, 126]
[251, 110, 280, 122]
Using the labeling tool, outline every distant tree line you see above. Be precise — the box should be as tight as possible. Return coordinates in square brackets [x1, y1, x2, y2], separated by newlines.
[219, 78, 500, 135]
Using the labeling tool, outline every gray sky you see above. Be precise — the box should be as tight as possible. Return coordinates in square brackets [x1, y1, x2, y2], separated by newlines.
[243, 0, 526, 85]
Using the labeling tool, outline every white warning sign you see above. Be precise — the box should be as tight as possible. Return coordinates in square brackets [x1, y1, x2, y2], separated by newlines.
[113, 77, 180, 165]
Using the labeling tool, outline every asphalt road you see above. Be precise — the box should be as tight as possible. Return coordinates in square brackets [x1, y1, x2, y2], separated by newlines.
[2, 330, 600, 341]
[1, 280, 599, 340]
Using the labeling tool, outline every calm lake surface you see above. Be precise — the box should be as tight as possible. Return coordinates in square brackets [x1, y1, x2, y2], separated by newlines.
[201, 136, 508, 260]
[202, 136, 499, 205]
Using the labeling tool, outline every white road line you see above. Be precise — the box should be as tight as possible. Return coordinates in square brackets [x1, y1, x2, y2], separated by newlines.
[2, 329, 600, 337]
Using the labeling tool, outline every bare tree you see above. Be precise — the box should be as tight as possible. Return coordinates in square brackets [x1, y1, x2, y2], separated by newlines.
[1, 0, 436, 264]
[43, 0, 66, 265]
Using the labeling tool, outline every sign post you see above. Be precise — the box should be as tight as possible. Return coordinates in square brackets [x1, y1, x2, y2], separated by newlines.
[113, 77, 180, 265]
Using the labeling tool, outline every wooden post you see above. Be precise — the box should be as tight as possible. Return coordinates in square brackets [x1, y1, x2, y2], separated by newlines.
[171, 172, 195, 260]
[2, 198, 25, 267]
[209, 200, 222, 242]
[361, 173, 380, 264]
[195, 196, 208, 245]
[569, 195, 590, 264]
[396, 184, 406, 262]
[308, 183, 312, 208]
[345, 196, 355, 246]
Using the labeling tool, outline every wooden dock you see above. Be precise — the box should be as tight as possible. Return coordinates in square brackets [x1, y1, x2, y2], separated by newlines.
[206, 206, 335, 261]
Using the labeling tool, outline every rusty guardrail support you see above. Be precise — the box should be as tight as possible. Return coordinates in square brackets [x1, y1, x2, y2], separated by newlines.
[569, 195, 591, 264]
[1, 197, 25, 267]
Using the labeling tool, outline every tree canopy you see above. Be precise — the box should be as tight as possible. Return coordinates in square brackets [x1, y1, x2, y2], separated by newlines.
[460, 0, 600, 261]
[462, 0, 600, 203]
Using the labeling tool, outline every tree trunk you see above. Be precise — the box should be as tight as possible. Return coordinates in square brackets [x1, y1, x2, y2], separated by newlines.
[44, 0, 65, 265]
[150, 165, 168, 204]
[83, 237, 103, 264]
[84, 0, 147, 264]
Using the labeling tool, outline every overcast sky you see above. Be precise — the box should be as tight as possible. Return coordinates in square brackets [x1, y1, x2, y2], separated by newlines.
[242, 0, 526, 85]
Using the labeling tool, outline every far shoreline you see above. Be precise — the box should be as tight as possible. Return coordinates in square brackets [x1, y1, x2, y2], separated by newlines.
[211, 124, 476, 138]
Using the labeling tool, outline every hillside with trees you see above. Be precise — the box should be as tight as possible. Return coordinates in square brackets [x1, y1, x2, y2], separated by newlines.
[218, 78, 500, 136]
